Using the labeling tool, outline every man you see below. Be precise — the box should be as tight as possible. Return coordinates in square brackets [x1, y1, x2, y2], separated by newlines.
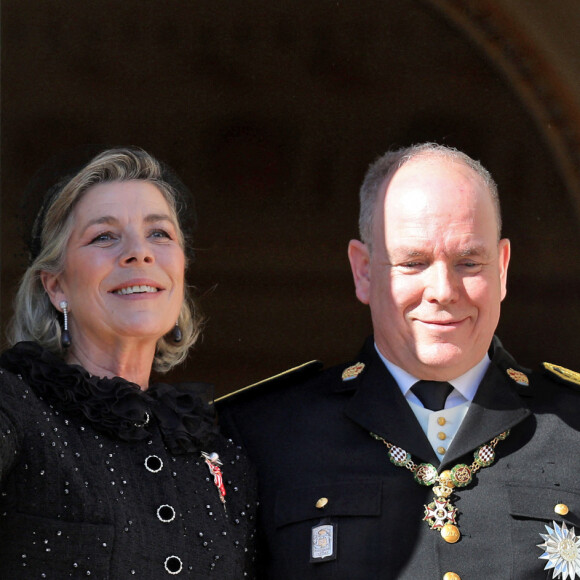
[218, 143, 580, 579]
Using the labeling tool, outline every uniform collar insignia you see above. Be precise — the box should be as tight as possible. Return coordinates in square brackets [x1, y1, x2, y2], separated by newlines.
[342, 362, 365, 381]
[506, 368, 529, 386]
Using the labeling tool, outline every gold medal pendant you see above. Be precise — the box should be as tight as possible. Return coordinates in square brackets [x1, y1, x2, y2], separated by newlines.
[423, 472, 460, 543]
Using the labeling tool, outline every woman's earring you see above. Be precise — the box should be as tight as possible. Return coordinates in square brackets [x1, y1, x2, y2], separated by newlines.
[171, 322, 182, 343]
[59, 300, 71, 348]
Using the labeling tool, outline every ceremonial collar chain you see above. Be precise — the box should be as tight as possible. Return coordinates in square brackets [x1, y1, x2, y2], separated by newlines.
[370, 429, 510, 543]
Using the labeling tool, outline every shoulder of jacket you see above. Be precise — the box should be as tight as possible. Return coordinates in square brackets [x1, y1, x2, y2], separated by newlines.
[541, 362, 580, 390]
[0, 366, 26, 389]
[489, 339, 570, 395]
[215, 360, 323, 406]
[0, 366, 36, 405]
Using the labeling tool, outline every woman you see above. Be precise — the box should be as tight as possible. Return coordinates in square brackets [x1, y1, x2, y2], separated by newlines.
[0, 147, 256, 578]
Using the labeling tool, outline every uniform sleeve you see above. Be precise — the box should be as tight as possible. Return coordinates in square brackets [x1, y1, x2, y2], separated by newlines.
[217, 406, 246, 446]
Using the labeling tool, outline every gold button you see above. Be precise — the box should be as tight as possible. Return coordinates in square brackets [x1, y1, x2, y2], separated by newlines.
[316, 497, 329, 509]
[555, 503, 569, 516]
[438, 417, 446, 426]
[443, 573, 461, 580]
[438, 432, 447, 440]
[437, 446, 446, 455]
[441, 523, 460, 544]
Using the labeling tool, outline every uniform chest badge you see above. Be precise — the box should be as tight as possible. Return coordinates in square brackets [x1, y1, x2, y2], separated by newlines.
[538, 521, 580, 579]
[342, 362, 365, 381]
[310, 521, 337, 562]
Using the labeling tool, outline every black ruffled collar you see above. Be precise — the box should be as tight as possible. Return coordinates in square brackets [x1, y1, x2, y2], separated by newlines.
[0, 342, 218, 455]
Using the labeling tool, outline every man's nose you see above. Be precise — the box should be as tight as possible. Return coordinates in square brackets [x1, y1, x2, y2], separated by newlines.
[423, 262, 459, 304]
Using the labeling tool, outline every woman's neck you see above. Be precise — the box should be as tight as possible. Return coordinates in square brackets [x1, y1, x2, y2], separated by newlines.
[65, 338, 156, 389]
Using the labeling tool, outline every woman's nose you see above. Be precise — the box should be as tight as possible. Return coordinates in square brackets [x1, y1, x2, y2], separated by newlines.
[120, 236, 154, 265]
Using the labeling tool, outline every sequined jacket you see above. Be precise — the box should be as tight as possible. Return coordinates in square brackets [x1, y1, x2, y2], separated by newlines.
[0, 342, 257, 579]
[218, 336, 580, 580]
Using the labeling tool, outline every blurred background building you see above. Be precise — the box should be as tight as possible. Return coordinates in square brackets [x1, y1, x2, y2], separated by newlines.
[2, 0, 580, 395]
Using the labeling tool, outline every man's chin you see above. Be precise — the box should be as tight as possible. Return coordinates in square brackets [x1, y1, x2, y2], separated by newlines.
[415, 344, 465, 371]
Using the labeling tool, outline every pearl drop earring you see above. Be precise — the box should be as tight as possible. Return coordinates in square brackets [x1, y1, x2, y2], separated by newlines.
[59, 300, 71, 348]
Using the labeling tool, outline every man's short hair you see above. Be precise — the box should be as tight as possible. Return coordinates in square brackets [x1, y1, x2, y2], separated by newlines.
[358, 143, 502, 251]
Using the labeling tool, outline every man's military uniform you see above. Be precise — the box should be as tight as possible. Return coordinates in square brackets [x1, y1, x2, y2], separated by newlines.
[218, 336, 580, 580]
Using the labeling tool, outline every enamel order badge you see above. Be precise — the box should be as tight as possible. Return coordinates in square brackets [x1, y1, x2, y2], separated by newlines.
[538, 521, 580, 579]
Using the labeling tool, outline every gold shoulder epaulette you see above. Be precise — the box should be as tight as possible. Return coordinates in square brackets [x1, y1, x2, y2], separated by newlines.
[543, 362, 580, 386]
[215, 360, 322, 404]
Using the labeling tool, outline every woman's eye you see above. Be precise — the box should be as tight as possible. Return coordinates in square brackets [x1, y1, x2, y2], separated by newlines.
[150, 229, 171, 239]
[90, 232, 114, 244]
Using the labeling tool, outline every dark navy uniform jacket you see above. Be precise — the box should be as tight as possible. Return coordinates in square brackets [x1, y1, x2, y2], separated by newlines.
[218, 336, 580, 580]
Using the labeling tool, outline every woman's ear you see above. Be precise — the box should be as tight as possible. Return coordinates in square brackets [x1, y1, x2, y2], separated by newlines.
[40, 271, 67, 311]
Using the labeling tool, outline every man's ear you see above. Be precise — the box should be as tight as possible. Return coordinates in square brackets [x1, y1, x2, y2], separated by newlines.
[498, 237, 511, 301]
[348, 240, 371, 305]
[40, 271, 67, 312]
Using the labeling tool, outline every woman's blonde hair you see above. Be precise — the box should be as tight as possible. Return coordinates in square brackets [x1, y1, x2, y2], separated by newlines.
[8, 147, 202, 373]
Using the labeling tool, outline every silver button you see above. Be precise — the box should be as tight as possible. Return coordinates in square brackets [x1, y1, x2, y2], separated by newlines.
[164, 555, 183, 575]
[157, 504, 176, 523]
[144, 455, 163, 473]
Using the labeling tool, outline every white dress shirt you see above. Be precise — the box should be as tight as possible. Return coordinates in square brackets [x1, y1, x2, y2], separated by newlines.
[375, 343, 490, 461]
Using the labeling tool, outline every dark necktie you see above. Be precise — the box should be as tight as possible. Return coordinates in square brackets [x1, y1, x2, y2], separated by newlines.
[410, 380, 453, 412]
